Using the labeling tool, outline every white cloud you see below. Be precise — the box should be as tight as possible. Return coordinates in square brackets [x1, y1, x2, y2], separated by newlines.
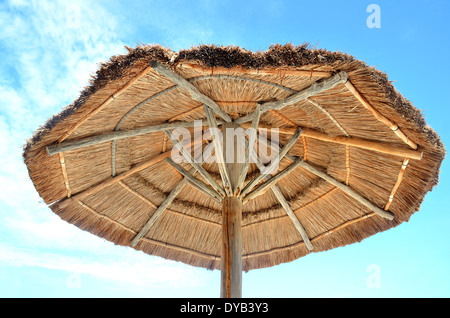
[0, 0, 125, 204]
[0, 0, 126, 125]
[0, 0, 209, 294]
[0, 243, 207, 289]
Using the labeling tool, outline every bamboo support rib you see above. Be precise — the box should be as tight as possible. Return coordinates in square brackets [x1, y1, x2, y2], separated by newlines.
[240, 123, 423, 160]
[130, 142, 216, 247]
[240, 127, 303, 199]
[164, 157, 223, 203]
[150, 60, 232, 122]
[130, 177, 189, 247]
[164, 129, 226, 198]
[119, 181, 157, 209]
[77, 201, 219, 261]
[243, 158, 303, 203]
[235, 106, 261, 196]
[256, 135, 395, 220]
[47, 120, 213, 156]
[297, 160, 394, 220]
[305, 97, 349, 136]
[344, 80, 417, 150]
[345, 145, 350, 185]
[252, 154, 313, 251]
[302, 136, 308, 161]
[204, 105, 233, 196]
[384, 158, 410, 211]
[58, 65, 153, 143]
[54, 138, 200, 210]
[235, 71, 348, 125]
[177, 62, 333, 78]
[268, 109, 297, 127]
[243, 212, 378, 260]
[58, 152, 71, 197]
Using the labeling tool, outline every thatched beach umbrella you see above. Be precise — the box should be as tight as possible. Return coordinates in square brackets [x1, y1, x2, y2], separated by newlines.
[23, 44, 444, 297]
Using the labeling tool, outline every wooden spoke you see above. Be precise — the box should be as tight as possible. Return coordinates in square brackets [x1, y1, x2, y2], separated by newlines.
[130, 142, 216, 247]
[256, 133, 395, 220]
[150, 60, 232, 122]
[164, 129, 226, 198]
[234, 71, 348, 124]
[165, 157, 222, 202]
[253, 156, 313, 251]
[243, 158, 303, 203]
[239, 123, 423, 160]
[344, 80, 417, 149]
[239, 127, 303, 198]
[235, 105, 261, 196]
[47, 120, 211, 156]
[204, 105, 233, 196]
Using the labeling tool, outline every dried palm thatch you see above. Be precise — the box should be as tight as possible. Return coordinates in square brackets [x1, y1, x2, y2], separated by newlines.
[23, 44, 444, 276]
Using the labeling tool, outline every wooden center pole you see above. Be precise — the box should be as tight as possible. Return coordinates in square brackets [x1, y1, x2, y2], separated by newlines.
[220, 122, 243, 298]
[221, 196, 243, 298]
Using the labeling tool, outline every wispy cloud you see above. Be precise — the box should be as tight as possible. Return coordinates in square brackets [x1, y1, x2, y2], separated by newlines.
[0, 243, 207, 290]
[0, 0, 125, 123]
[0, 0, 126, 230]
[0, 0, 208, 294]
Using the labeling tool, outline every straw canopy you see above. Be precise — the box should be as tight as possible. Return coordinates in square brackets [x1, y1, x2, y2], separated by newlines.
[23, 44, 444, 273]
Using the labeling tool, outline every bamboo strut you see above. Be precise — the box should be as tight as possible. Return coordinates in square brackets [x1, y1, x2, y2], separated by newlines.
[241, 187, 336, 228]
[243, 212, 378, 259]
[78, 201, 131, 232]
[177, 62, 333, 78]
[47, 120, 213, 156]
[384, 158, 410, 211]
[256, 135, 395, 220]
[164, 129, 226, 198]
[120, 180, 219, 226]
[268, 109, 298, 127]
[162, 134, 168, 153]
[345, 145, 350, 185]
[77, 201, 219, 261]
[190, 75, 298, 94]
[119, 181, 157, 209]
[297, 160, 394, 220]
[130, 177, 189, 246]
[168, 105, 204, 122]
[305, 97, 349, 136]
[344, 80, 417, 150]
[150, 60, 232, 122]
[240, 123, 423, 160]
[164, 157, 223, 203]
[302, 136, 308, 161]
[54, 138, 200, 209]
[204, 105, 233, 196]
[235, 106, 261, 196]
[243, 158, 303, 203]
[293, 188, 339, 214]
[235, 71, 349, 124]
[59, 65, 153, 143]
[252, 155, 313, 251]
[58, 152, 71, 197]
[131, 143, 216, 246]
[312, 212, 377, 242]
[240, 127, 303, 199]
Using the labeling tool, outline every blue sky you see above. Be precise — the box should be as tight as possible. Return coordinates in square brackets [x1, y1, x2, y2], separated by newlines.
[0, 0, 449, 298]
